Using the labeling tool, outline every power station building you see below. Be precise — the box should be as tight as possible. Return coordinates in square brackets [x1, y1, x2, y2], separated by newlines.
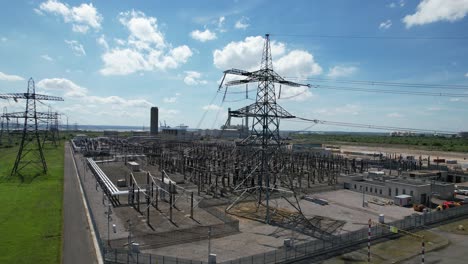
[150, 107, 158, 135]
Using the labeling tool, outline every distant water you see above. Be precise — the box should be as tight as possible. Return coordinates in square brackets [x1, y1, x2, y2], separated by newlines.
[58, 124, 390, 135]
[58, 124, 200, 132]
[59, 124, 149, 132]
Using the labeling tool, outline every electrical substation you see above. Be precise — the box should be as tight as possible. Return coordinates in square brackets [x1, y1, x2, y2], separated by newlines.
[61, 35, 468, 263]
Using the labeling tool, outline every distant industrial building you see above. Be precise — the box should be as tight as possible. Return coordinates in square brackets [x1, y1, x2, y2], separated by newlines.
[459, 131, 468, 138]
[197, 128, 242, 139]
[103, 130, 119, 138]
[342, 172, 454, 205]
[150, 107, 158, 135]
[402, 170, 467, 184]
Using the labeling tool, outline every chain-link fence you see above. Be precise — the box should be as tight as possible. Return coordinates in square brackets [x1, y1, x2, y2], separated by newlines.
[102, 204, 468, 264]
[103, 248, 207, 264]
[219, 204, 468, 264]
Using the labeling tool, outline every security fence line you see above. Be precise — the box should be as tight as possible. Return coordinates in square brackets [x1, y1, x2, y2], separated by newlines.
[101, 203, 468, 264]
[73, 142, 468, 264]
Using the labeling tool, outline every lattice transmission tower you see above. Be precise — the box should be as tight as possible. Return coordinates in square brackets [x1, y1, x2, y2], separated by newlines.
[0, 78, 63, 176]
[0, 106, 12, 146]
[219, 34, 310, 223]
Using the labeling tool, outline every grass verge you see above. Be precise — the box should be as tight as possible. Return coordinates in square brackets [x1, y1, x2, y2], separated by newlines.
[323, 230, 448, 264]
[0, 143, 64, 264]
[292, 134, 468, 153]
[437, 218, 468, 235]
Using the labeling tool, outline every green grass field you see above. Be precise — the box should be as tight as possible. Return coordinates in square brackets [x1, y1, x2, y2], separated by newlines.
[292, 134, 468, 152]
[0, 143, 64, 263]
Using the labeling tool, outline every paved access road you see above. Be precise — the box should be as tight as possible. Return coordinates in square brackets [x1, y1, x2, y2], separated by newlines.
[62, 143, 98, 264]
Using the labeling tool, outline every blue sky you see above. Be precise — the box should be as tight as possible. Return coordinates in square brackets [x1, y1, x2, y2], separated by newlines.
[0, 0, 467, 132]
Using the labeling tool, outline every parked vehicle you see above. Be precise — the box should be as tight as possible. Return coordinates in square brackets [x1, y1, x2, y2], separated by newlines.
[455, 189, 468, 195]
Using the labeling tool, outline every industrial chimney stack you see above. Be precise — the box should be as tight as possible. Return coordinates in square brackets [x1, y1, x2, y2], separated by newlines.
[150, 107, 158, 135]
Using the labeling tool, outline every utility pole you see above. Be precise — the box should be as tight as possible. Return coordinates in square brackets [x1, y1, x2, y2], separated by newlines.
[363, 188, 366, 207]
[208, 226, 212, 260]
[106, 203, 112, 246]
[127, 219, 133, 250]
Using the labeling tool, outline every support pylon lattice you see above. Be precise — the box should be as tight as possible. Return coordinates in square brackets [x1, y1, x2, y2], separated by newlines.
[0, 78, 64, 177]
[219, 34, 310, 224]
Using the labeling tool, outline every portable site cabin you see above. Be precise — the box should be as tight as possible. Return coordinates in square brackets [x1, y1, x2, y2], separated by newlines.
[394, 194, 413, 207]
[127, 161, 140, 172]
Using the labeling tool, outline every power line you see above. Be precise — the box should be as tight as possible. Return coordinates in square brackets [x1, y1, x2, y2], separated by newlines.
[293, 116, 458, 134]
[221, 80, 468, 99]
[310, 84, 468, 97]
[285, 77, 468, 90]
[273, 33, 468, 41]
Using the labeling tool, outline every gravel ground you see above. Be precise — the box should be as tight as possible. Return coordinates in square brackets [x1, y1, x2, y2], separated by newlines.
[75, 153, 420, 262]
[145, 214, 315, 262]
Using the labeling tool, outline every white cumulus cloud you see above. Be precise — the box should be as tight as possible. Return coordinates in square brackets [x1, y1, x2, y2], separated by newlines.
[38, 0, 102, 33]
[465, 72, 468, 77]
[213, 36, 322, 84]
[41, 54, 54, 61]
[313, 104, 361, 116]
[163, 97, 177, 103]
[275, 50, 323, 78]
[387, 112, 404, 118]
[65, 40, 86, 56]
[379, 19, 392, 29]
[190, 29, 217, 42]
[217, 16, 226, 32]
[388, 0, 406, 8]
[184, 71, 208, 86]
[278, 86, 313, 101]
[213, 36, 286, 71]
[37, 78, 88, 98]
[87, 95, 153, 108]
[235, 17, 249, 29]
[0, 71, 24, 81]
[403, 0, 468, 28]
[327, 66, 358, 78]
[119, 10, 165, 49]
[203, 104, 222, 111]
[100, 10, 192, 76]
[97, 35, 109, 50]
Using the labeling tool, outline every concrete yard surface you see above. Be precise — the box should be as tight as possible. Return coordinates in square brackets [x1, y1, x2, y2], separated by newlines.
[144, 189, 419, 262]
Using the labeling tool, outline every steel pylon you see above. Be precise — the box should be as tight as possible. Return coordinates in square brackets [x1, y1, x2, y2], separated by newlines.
[219, 34, 310, 223]
[0, 78, 64, 177]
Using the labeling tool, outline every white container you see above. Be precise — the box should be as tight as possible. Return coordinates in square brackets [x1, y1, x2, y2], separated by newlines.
[208, 254, 217, 264]
[131, 242, 140, 253]
[379, 214, 385, 224]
